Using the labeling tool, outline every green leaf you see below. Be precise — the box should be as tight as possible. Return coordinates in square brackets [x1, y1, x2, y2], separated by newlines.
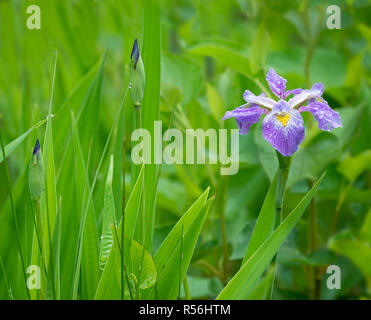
[206, 83, 225, 125]
[247, 266, 275, 300]
[0, 118, 47, 164]
[111, 234, 157, 298]
[144, 188, 213, 299]
[94, 167, 144, 299]
[125, 165, 144, 242]
[189, 42, 252, 78]
[249, 23, 269, 74]
[217, 172, 325, 300]
[332, 104, 364, 148]
[140, 0, 162, 251]
[41, 54, 58, 300]
[310, 47, 346, 88]
[360, 208, 371, 243]
[162, 54, 203, 104]
[53, 58, 103, 160]
[337, 150, 371, 183]
[99, 155, 116, 270]
[70, 112, 100, 300]
[242, 174, 278, 265]
[329, 232, 371, 291]
[288, 131, 342, 187]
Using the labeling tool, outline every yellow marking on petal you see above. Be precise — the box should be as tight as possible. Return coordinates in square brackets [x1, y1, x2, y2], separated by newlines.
[276, 113, 291, 127]
[316, 97, 323, 102]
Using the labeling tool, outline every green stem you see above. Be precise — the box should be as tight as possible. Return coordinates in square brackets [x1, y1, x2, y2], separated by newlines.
[30, 197, 48, 298]
[218, 176, 229, 285]
[267, 151, 291, 299]
[132, 104, 142, 187]
[183, 276, 191, 300]
[121, 139, 126, 300]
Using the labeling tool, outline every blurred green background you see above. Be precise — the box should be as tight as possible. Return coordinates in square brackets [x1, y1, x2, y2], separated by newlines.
[0, 0, 371, 300]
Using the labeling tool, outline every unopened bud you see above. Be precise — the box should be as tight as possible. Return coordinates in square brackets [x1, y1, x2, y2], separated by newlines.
[28, 139, 44, 200]
[129, 39, 145, 107]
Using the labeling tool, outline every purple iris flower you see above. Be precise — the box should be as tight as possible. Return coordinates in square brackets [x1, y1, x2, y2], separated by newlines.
[223, 68, 342, 157]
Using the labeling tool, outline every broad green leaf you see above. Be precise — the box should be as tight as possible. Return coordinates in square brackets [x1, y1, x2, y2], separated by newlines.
[288, 131, 341, 187]
[94, 167, 144, 299]
[55, 58, 106, 299]
[358, 23, 371, 51]
[360, 208, 371, 243]
[337, 150, 371, 183]
[125, 165, 144, 242]
[53, 58, 103, 161]
[310, 47, 346, 88]
[70, 113, 100, 299]
[329, 232, 371, 291]
[242, 174, 278, 265]
[111, 233, 157, 298]
[162, 54, 203, 104]
[249, 23, 269, 74]
[217, 172, 325, 300]
[139, 0, 162, 251]
[144, 188, 213, 299]
[0, 118, 47, 164]
[76, 55, 105, 156]
[41, 54, 58, 300]
[247, 266, 275, 300]
[99, 155, 116, 270]
[206, 83, 225, 125]
[332, 104, 364, 148]
[189, 42, 252, 78]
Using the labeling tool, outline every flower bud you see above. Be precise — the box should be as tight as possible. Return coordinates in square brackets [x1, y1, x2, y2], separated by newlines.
[129, 39, 145, 107]
[28, 139, 44, 200]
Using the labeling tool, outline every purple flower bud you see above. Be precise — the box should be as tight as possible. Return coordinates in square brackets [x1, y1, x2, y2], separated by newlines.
[131, 39, 140, 69]
[33, 139, 40, 156]
[129, 38, 145, 106]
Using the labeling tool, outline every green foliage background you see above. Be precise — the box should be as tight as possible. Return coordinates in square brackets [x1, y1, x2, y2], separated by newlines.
[0, 0, 371, 300]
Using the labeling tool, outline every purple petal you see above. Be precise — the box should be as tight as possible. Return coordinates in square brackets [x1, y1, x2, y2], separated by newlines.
[223, 105, 265, 134]
[265, 68, 287, 99]
[262, 101, 305, 156]
[288, 83, 324, 109]
[243, 90, 276, 109]
[299, 100, 342, 131]
[131, 39, 140, 69]
[284, 88, 302, 99]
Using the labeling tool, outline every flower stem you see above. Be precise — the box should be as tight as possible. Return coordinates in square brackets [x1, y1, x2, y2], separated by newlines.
[218, 175, 229, 285]
[183, 276, 191, 300]
[132, 104, 142, 186]
[267, 151, 291, 299]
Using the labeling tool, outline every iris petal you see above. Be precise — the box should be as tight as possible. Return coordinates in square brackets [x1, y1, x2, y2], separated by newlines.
[265, 68, 287, 99]
[284, 88, 302, 99]
[299, 100, 342, 131]
[288, 83, 324, 109]
[223, 105, 265, 135]
[262, 102, 305, 156]
[243, 90, 276, 109]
